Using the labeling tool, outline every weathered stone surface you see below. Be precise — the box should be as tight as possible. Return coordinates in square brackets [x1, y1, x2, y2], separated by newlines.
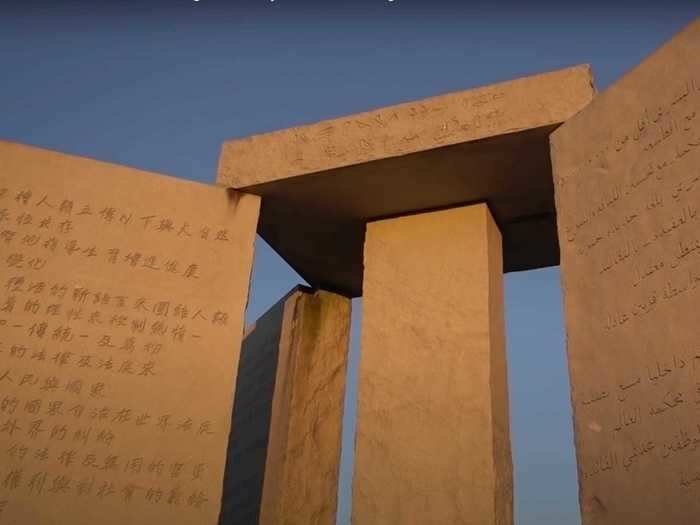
[220, 287, 351, 525]
[550, 18, 700, 525]
[353, 204, 512, 524]
[217, 66, 595, 296]
[219, 66, 593, 188]
[0, 140, 260, 525]
[219, 292, 289, 525]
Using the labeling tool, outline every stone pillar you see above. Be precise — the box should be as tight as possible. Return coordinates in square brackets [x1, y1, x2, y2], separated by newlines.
[353, 203, 513, 525]
[0, 141, 260, 525]
[220, 287, 351, 525]
[550, 18, 700, 525]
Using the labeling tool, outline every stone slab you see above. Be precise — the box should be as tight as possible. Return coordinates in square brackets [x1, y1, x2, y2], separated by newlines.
[220, 286, 350, 525]
[550, 18, 700, 525]
[219, 289, 291, 525]
[0, 141, 260, 525]
[353, 204, 512, 524]
[218, 65, 595, 296]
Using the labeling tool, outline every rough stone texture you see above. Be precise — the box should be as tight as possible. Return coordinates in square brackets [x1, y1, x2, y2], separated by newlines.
[353, 204, 512, 525]
[220, 287, 351, 525]
[550, 18, 700, 525]
[217, 66, 595, 296]
[219, 66, 593, 188]
[219, 292, 289, 525]
[0, 140, 260, 525]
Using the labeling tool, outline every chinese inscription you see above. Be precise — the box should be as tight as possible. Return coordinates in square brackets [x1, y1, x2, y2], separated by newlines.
[0, 141, 260, 524]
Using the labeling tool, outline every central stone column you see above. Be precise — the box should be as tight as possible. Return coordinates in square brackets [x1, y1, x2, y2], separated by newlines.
[353, 203, 513, 524]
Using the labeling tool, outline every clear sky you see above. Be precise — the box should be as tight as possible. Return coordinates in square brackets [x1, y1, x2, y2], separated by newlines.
[2, 1, 698, 523]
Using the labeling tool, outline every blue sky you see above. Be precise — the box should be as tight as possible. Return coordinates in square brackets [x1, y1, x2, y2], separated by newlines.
[2, 2, 698, 523]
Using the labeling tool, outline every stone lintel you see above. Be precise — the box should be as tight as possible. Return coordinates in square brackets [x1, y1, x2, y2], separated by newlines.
[217, 65, 595, 297]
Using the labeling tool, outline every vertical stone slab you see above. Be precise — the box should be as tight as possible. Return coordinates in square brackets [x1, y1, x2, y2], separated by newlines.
[220, 287, 351, 525]
[550, 19, 700, 524]
[0, 141, 259, 524]
[353, 203, 513, 524]
[219, 295, 288, 525]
